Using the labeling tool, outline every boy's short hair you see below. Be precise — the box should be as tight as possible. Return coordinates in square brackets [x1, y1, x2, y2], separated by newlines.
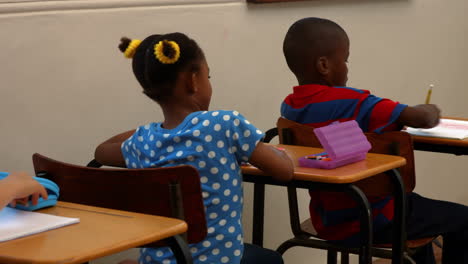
[283, 17, 347, 78]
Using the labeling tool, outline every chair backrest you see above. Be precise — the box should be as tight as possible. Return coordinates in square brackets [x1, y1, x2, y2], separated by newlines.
[32, 153, 207, 244]
[277, 117, 415, 195]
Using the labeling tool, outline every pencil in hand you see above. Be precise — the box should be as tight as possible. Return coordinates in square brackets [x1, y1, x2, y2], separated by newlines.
[425, 84, 434, 104]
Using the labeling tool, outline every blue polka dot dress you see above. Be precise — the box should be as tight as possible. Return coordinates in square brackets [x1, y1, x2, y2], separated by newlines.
[121, 110, 264, 264]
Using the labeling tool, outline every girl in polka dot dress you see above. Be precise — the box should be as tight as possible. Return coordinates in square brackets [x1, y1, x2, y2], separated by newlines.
[94, 33, 293, 264]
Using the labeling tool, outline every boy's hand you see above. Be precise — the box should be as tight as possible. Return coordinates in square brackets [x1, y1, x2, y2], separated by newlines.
[398, 104, 441, 129]
[417, 104, 441, 128]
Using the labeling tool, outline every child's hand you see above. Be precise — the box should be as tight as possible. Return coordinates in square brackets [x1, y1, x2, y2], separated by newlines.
[5, 172, 48, 207]
[419, 104, 441, 128]
[249, 143, 294, 182]
[398, 104, 441, 129]
[9, 197, 29, 207]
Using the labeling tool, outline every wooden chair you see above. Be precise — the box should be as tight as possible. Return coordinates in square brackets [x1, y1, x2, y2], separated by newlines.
[275, 117, 435, 264]
[32, 153, 207, 264]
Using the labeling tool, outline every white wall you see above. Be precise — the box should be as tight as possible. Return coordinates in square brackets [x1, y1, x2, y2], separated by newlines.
[1, 0, 467, 263]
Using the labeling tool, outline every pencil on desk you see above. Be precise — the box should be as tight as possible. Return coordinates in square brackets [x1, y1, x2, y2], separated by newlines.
[425, 84, 434, 104]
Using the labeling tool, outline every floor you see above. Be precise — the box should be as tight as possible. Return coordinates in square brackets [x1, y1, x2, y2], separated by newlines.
[373, 237, 442, 264]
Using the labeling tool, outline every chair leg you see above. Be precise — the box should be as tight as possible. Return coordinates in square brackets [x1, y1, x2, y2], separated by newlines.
[388, 168, 407, 264]
[403, 253, 416, 264]
[344, 185, 373, 264]
[165, 235, 193, 264]
[327, 250, 338, 264]
[276, 239, 299, 255]
[340, 252, 349, 264]
[286, 186, 304, 236]
[433, 237, 443, 249]
[252, 183, 265, 247]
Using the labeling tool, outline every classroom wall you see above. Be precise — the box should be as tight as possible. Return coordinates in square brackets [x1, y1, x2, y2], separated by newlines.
[1, 0, 467, 263]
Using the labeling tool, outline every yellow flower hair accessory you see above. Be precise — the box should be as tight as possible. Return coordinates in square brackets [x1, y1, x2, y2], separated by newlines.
[124, 39, 142, 58]
[154, 40, 181, 64]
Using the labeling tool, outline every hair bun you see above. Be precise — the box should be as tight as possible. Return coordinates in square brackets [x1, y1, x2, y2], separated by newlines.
[154, 40, 181, 64]
[119, 37, 142, 59]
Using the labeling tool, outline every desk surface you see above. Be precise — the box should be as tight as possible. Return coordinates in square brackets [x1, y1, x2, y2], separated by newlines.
[242, 144, 406, 184]
[0, 202, 187, 264]
[411, 134, 468, 147]
[410, 117, 468, 155]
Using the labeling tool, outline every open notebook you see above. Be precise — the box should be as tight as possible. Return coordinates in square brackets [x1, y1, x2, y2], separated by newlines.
[0, 207, 79, 242]
[406, 118, 468, 140]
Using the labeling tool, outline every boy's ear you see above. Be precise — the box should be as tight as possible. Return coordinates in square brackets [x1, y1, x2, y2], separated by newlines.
[316, 56, 330, 76]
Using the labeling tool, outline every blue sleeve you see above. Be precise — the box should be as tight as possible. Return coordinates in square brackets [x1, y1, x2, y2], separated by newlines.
[221, 111, 265, 163]
[121, 129, 140, 168]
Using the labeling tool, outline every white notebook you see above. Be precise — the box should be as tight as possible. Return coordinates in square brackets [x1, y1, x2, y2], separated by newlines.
[0, 207, 79, 242]
[406, 118, 468, 140]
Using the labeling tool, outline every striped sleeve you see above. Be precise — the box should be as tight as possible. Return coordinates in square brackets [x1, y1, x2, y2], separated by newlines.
[367, 99, 408, 133]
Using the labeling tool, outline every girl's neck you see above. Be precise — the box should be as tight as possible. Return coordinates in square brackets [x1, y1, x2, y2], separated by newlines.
[159, 100, 205, 129]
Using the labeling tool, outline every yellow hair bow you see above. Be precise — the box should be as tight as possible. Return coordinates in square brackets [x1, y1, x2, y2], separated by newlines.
[124, 39, 142, 58]
[154, 40, 181, 64]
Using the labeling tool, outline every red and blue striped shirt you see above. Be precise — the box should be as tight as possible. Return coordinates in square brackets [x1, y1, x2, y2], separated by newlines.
[281, 84, 407, 242]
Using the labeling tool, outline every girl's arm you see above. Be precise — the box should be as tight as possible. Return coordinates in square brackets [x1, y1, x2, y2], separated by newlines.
[248, 142, 294, 182]
[94, 130, 135, 167]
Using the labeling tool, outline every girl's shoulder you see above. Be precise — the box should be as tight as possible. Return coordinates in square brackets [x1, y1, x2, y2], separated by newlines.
[133, 122, 158, 135]
[188, 110, 260, 136]
[123, 123, 158, 145]
[196, 110, 255, 129]
[200, 110, 245, 121]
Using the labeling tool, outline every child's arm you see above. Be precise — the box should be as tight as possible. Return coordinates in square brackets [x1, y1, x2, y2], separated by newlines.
[397, 104, 441, 128]
[94, 130, 135, 167]
[248, 142, 294, 182]
[0, 172, 48, 209]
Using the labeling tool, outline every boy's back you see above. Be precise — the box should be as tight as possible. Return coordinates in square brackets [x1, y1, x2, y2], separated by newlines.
[280, 17, 468, 264]
[281, 83, 404, 242]
[281, 84, 407, 133]
[281, 17, 440, 243]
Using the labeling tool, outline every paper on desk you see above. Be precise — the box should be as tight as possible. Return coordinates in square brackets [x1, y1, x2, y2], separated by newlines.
[0, 207, 79, 242]
[406, 118, 468, 140]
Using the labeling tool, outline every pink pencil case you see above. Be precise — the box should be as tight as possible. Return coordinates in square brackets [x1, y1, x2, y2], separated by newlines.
[298, 120, 371, 169]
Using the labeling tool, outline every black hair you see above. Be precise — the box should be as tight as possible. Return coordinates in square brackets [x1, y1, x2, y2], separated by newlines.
[119, 33, 205, 102]
[283, 17, 348, 78]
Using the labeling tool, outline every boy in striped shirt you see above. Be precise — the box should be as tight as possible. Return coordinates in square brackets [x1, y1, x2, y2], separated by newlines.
[281, 17, 468, 264]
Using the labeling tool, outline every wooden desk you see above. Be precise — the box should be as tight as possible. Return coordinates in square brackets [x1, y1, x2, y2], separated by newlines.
[242, 144, 407, 264]
[243, 144, 406, 183]
[0, 202, 190, 264]
[411, 117, 468, 155]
